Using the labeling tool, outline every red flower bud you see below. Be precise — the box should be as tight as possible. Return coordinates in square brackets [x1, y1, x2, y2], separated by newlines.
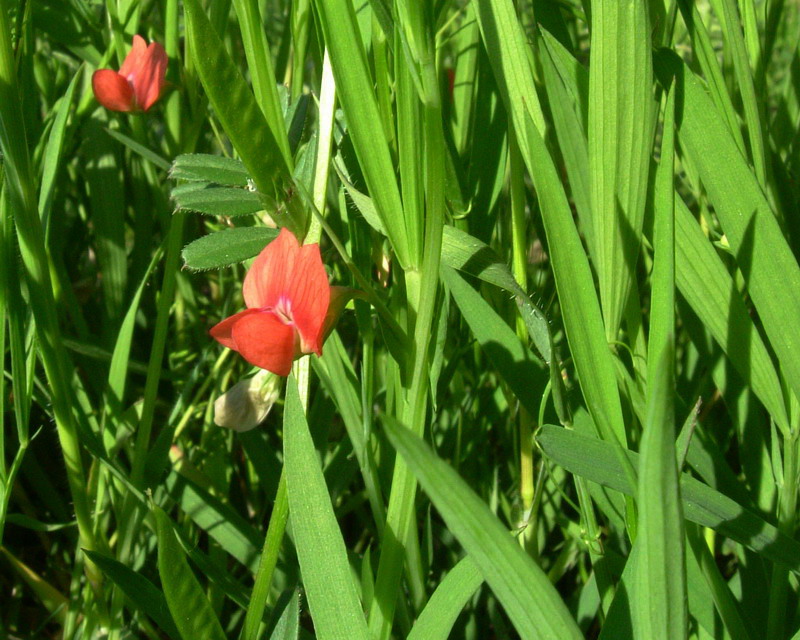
[92, 35, 167, 112]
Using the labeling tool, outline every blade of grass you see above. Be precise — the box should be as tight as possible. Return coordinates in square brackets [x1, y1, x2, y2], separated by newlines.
[407, 556, 483, 640]
[655, 50, 800, 411]
[83, 549, 181, 640]
[312, 0, 409, 267]
[231, 0, 293, 168]
[636, 83, 687, 640]
[588, 0, 654, 340]
[382, 417, 583, 640]
[153, 506, 227, 640]
[284, 375, 370, 640]
[0, 0, 96, 556]
[537, 424, 800, 569]
[520, 114, 634, 487]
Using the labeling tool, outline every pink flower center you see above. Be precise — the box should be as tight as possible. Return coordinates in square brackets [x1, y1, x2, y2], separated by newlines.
[272, 296, 294, 326]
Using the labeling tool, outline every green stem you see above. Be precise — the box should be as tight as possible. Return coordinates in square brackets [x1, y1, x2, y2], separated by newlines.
[242, 472, 289, 640]
[508, 128, 535, 551]
[766, 429, 799, 639]
[243, 51, 336, 636]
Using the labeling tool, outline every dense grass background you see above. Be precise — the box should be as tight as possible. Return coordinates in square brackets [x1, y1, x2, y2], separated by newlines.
[2, 0, 800, 638]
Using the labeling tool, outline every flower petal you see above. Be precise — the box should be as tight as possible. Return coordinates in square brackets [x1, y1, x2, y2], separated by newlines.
[209, 308, 262, 350]
[231, 310, 296, 376]
[134, 41, 168, 111]
[242, 228, 299, 309]
[119, 34, 148, 78]
[287, 242, 330, 355]
[92, 70, 135, 112]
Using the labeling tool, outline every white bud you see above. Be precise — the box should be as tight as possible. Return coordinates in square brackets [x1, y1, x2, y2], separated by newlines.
[214, 370, 282, 432]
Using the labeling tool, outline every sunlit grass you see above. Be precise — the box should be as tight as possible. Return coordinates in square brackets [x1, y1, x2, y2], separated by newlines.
[2, 1, 800, 638]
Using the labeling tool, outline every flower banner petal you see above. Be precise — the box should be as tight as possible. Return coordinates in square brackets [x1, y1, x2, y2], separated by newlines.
[288, 243, 329, 355]
[242, 228, 299, 309]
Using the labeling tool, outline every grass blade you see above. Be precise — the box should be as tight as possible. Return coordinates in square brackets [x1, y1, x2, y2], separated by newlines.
[538, 425, 800, 570]
[636, 82, 686, 640]
[382, 417, 583, 640]
[588, 0, 655, 339]
[656, 50, 800, 408]
[283, 375, 370, 640]
[83, 549, 180, 640]
[407, 556, 483, 640]
[153, 506, 227, 640]
[312, 0, 409, 266]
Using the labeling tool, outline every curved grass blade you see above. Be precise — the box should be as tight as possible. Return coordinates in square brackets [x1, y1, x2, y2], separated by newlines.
[153, 506, 227, 640]
[164, 470, 262, 570]
[521, 114, 633, 486]
[382, 417, 583, 640]
[83, 549, 180, 640]
[441, 264, 547, 418]
[312, 0, 409, 267]
[407, 556, 483, 640]
[442, 225, 551, 362]
[655, 50, 800, 409]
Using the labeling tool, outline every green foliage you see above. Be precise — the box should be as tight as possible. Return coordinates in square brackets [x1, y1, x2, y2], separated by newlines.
[5, 0, 800, 638]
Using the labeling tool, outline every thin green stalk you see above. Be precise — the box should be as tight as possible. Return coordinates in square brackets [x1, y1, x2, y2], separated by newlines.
[242, 472, 289, 640]
[114, 211, 186, 575]
[0, 0, 96, 556]
[766, 430, 799, 639]
[164, 0, 181, 150]
[290, 0, 312, 102]
[509, 131, 536, 551]
[719, 0, 767, 188]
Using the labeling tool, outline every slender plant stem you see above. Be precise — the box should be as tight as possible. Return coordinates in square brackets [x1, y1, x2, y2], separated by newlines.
[766, 429, 799, 639]
[509, 130, 536, 551]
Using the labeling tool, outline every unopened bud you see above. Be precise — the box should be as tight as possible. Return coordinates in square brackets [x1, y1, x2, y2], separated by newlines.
[214, 370, 283, 431]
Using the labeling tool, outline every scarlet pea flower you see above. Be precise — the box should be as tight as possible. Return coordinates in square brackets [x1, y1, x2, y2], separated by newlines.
[210, 228, 332, 376]
[92, 35, 167, 112]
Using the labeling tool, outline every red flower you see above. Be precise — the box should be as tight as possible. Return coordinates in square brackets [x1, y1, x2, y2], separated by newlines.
[92, 35, 167, 112]
[210, 228, 332, 376]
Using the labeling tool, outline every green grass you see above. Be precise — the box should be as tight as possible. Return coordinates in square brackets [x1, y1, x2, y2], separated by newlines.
[2, 0, 800, 638]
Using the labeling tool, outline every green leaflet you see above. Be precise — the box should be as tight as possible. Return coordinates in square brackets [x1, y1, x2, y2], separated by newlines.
[538, 425, 800, 571]
[172, 184, 264, 218]
[181, 227, 279, 272]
